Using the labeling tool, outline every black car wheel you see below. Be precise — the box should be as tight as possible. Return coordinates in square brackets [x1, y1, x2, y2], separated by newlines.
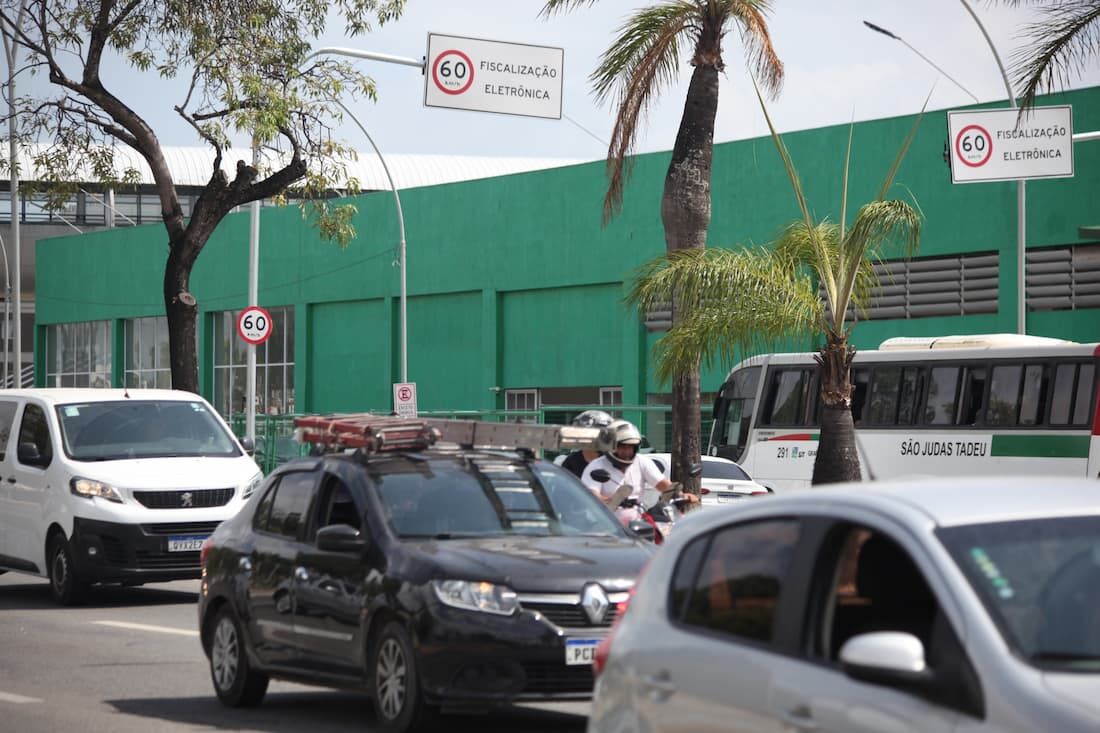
[48, 534, 87, 606]
[209, 606, 269, 707]
[371, 621, 434, 733]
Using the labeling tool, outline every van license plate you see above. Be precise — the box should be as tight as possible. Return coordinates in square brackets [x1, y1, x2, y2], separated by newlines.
[168, 535, 206, 552]
[565, 638, 600, 666]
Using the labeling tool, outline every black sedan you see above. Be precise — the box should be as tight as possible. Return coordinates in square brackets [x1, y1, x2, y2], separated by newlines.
[197, 445, 652, 732]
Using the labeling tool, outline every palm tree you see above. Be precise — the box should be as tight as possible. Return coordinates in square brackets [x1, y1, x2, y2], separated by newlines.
[629, 94, 924, 484]
[996, 1, 1100, 111]
[540, 0, 783, 491]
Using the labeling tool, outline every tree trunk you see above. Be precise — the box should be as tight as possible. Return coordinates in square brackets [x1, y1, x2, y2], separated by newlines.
[164, 244, 199, 393]
[811, 334, 861, 485]
[661, 64, 718, 494]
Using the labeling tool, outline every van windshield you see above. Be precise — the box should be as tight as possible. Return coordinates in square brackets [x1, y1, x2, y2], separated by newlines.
[56, 400, 241, 460]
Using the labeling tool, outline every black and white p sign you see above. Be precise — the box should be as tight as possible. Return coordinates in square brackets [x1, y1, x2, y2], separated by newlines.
[393, 382, 418, 418]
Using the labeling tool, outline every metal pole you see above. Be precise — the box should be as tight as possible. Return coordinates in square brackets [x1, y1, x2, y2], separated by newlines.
[246, 140, 260, 442]
[0, 233, 8, 387]
[4, 8, 23, 386]
[958, 0, 1026, 335]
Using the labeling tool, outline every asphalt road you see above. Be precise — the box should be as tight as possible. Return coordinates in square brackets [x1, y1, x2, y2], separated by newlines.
[0, 574, 589, 732]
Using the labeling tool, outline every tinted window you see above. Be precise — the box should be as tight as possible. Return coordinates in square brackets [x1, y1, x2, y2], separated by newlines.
[986, 365, 1022, 426]
[56, 399, 239, 459]
[867, 366, 901, 425]
[266, 471, 317, 540]
[316, 476, 361, 533]
[924, 366, 959, 425]
[897, 366, 923, 425]
[701, 460, 751, 481]
[0, 400, 17, 461]
[680, 519, 800, 643]
[1019, 364, 1047, 426]
[17, 403, 53, 467]
[1050, 363, 1078, 425]
[763, 369, 812, 426]
[1072, 364, 1094, 425]
[938, 515, 1100, 670]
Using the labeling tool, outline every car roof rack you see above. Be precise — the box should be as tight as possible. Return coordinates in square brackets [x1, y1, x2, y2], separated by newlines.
[294, 412, 610, 456]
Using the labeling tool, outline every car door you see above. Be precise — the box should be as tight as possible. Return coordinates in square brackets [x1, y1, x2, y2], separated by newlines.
[5, 401, 55, 572]
[292, 468, 369, 676]
[0, 398, 24, 568]
[245, 467, 319, 668]
[764, 519, 979, 733]
[627, 517, 803, 733]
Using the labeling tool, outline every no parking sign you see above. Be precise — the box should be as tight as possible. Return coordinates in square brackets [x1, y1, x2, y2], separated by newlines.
[393, 382, 418, 418]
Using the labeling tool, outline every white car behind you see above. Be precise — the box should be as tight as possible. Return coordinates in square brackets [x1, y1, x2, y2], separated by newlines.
[645, 452, 771, 507]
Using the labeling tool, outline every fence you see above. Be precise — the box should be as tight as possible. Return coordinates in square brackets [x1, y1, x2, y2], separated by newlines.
[230, 404, 713, 475]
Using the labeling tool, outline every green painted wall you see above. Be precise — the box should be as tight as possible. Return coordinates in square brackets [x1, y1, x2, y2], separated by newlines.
[35, 85, 1100, 413]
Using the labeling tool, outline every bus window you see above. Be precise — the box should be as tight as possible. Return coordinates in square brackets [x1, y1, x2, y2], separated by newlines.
[986, 365, 1023, 426]
[763, 369, 813, 426]
[924, 366, 960, 425]
[867, 366, 902, 425]
[1052, 363, 1095, 426]
[851, 368, 870, 425]
[1019, 365, 1048, 426]
[711, 366, 760, 462]
[957, 366, 987, 426]
[897, 367, 923, 425]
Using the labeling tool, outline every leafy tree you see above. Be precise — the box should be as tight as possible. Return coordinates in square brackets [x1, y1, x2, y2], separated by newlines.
[630, 88, 924, 484]
[541, 0, 783, 491]
[996, 0, 1100, 111]
[0, 0, 405, 392]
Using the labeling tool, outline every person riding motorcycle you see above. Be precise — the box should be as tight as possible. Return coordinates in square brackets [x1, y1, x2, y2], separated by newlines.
[561, 409, 614, 478]
[580, 419, 671, 525]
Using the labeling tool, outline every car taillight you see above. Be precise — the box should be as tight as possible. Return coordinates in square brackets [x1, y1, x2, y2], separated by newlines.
[699, 487, 712, 495]
[594, 562, 649, 677]
[200, 536, 215, 568]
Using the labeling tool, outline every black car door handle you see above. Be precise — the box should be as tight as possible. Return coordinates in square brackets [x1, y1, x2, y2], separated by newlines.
[5, 477, 14, 484]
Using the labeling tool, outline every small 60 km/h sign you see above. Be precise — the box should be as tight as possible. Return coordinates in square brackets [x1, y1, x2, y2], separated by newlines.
[237, 306, 273, 345]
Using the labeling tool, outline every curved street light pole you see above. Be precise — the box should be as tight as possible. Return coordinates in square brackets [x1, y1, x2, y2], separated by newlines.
[0, 232, 9, 387]
[303, 47, 424, 386]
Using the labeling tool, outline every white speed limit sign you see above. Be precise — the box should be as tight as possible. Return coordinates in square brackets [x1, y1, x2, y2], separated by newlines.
[237, 306, 273, 345]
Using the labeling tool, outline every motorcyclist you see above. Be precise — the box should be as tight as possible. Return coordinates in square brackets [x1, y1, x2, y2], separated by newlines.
[581, 419, 671, 525]
[561, 409, 615, 478]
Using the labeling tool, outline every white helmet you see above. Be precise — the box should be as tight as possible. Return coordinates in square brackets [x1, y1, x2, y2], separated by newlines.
[572, 409, 614, 429]
[607, 419, 643, 464]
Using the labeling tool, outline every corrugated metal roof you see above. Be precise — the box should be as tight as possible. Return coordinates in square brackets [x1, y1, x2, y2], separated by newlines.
[9, 143, 592, 190]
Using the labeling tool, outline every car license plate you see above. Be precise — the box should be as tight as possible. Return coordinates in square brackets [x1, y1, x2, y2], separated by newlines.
[565, 638, 600, 666]
[167, 535, 206, 552]
[716, 493, 741, 503]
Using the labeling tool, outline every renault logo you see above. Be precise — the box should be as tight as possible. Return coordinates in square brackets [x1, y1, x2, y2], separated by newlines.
[581, 583, 609, 624]
[180, 491, 194, 508]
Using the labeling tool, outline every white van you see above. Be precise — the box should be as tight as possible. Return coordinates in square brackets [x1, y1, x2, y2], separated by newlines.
[0, 388, 263, 605]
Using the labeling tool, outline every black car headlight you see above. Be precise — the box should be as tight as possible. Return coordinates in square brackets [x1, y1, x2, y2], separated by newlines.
[431, 580, 519, 616]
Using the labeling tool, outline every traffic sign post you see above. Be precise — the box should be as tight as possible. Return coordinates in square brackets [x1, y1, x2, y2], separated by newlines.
[237, 306, 273, 345]
[947, 106, 1074, 183]
[393, 382, 418, 418]
[424, 33, 564, 120]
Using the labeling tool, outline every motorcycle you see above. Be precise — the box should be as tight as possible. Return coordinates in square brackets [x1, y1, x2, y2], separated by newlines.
[589, 462, 702, 544]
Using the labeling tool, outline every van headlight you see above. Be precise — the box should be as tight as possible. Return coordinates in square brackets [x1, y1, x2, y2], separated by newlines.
[71, 477, 123, 503]
[242, 472, 263, 500]
[432, 580, 518, 616]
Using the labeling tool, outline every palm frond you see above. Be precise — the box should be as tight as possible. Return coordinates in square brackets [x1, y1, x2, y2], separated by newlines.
[730, 0, 784, 97]
[876, 87, 931, 201]
[538, 0, 602, 18]
[1010, 1, 1100, 111]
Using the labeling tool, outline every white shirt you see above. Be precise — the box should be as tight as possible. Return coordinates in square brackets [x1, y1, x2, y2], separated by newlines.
[581, 453, 665, 524]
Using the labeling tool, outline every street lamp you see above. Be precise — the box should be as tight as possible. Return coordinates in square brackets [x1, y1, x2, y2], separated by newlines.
[0, 232, 9, 387]
[304, 47, 424, 385]
[865, 8, 1027, 335]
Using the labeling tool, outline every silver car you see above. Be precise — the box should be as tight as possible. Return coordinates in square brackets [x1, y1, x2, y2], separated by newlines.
[589, 476, 1100, 733]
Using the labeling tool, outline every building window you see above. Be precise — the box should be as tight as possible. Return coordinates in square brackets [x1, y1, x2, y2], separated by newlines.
[599, 387, 623, 408]
[212, 306, 295, 418]
[124, 316, 171, 388]
[505, 389, 539, 422]
[44, 321, 112, 387]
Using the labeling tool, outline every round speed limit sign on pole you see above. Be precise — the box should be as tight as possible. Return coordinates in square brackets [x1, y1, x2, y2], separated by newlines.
[237, 306, 273, 345]
[431, 49, 474, 95]
[954, 124, 993, 168]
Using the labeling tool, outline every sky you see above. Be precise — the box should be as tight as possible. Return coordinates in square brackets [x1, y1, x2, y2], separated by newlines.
[18, 1, 1100, 162]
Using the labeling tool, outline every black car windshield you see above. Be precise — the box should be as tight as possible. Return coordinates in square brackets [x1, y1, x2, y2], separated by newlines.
[57, 400, 241, 460]
[937, 515, 1100, 671]
[373, 458, 626, 539]
[702, 460, 752, 481]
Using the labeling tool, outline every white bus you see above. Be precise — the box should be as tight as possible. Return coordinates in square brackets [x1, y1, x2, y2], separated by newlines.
[707, 334, 1100, 490]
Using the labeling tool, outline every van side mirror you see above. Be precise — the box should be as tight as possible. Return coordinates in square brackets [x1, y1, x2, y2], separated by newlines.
[590, 469, 611, 483]
[627, 519, 656, 543]
[239, 436, 255, 456]
[17, 442, 48, 468]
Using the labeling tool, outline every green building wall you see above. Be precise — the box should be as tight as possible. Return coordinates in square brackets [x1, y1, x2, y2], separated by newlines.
[35, 85, 1100, 423]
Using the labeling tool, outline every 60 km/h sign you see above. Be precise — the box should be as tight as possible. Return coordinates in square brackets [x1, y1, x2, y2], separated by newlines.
[237, 306, 273, 345]
[947, 105, 1074, 183]
[424, 33, 563, 120]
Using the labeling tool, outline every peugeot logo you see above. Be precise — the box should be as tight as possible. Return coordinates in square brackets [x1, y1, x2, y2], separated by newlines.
[180, 491, 194, 508]
[581, 583, 610, 624]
